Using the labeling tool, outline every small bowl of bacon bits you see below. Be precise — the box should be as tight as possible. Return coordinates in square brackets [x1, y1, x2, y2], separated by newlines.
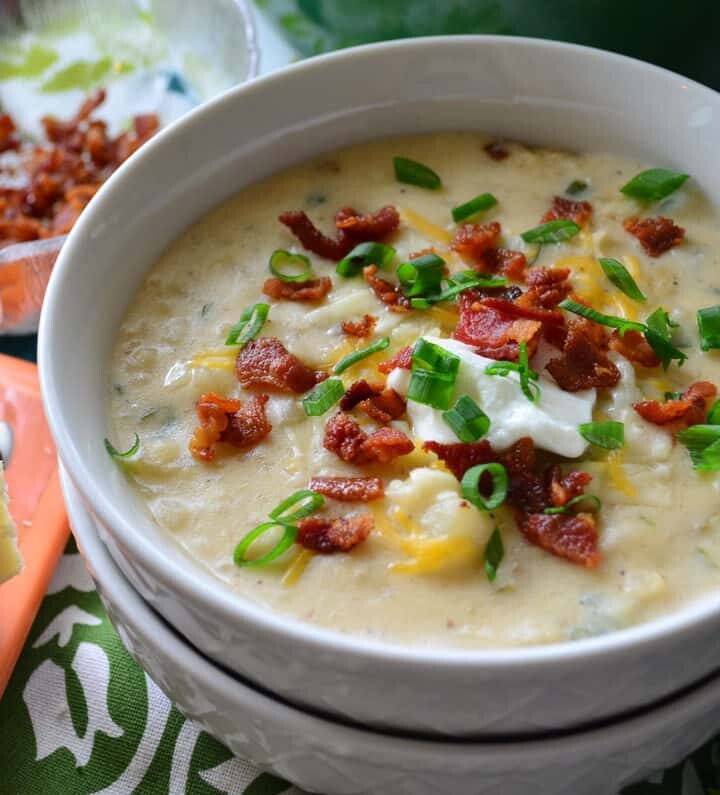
[0, 0, 257, 333]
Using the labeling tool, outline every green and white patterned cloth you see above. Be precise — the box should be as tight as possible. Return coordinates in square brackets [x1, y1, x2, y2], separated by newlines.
[3, 539, 720, 794]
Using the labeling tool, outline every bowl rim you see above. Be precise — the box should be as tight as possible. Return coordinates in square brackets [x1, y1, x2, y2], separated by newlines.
[39, 34, 720, 672]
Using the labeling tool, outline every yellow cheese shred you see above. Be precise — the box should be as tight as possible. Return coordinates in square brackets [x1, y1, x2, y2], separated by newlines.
[556, 254, 641, 322]
[400, 208, 454, 245]
[606, 449, 637, 498]
[190, 346, 239, 371]
[282, 548, 314, 587]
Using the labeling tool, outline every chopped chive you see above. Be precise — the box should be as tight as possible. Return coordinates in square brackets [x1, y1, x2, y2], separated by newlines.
[225, 302, 270, 346]
[408, 338, 460, 410]
[334, 336, 390, 374]
[558, 299, 646, 336]
[579, 421, 624, 450]
[484, 342, 540, 403]
[269, 249, 314, 282]
[566, 180, 588, 195]
[543, 494, 602, 515]
[708, 399, 720, 425]
[678, 425, 720, 471]
[484, 526, 504, 583]
[104, 433, 140, 459]
[645, 307, 686, 369]
[620, 168, 689, 203]
[697, 306, 720, 351]
[461, 463, 508, 511]
[598, 258, 646, 302]
[409, 271, 507, 308]
[397, 253, 445, 297]
[302, 378, 344, 416]
[520, 220, 580, 244]
[442, 395, 490, 442]
[664, 391, 684, 401]
[269, 489, 325, 523]
[393, 156, 442, 190]
[336, 241, 396, 277]
[451, 192, 497, 223]
[234, 521, 298, 567]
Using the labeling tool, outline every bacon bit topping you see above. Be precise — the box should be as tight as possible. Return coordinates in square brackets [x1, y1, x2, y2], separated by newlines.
[478, 247, 527, 281]
[541, 195, 593, 226]
[451, 221, 502, 263]
[634, 381, 717, 432]
[546, 465, 593, 507]
[452, 291, 543, 361]
[262, 276, 332, 302]
[363, 264, 410, 312]
[484, 141, 509, 161]
[309, 476, 385, 502]
[323, 412, 414, 465]
[623, 216, 685, 257]
[0, 114, 20, 153]
[340, 379, 382, 411]
[378, 345, 413, 374]
[189, 392, 271, 461]
[517, 513, 600, 568]
[608, 329, 661, 368]
[278, 205, 400, 261]
[236, 337, 325, 394]
[297, 513, 373, 553]
[546, 318, 620, 391]
[342, 314, 377, 338]
[423, 440, 496, 480]
[516, 267, 572, 310]
[339, 379, 405, 422]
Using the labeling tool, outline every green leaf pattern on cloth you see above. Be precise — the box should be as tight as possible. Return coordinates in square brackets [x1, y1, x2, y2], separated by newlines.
[2, 537, 720, 794]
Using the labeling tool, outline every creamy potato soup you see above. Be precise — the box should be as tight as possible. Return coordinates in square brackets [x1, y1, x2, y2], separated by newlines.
[109, 133, 720, 648]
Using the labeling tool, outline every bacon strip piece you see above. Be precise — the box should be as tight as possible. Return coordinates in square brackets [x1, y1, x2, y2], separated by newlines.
[541, 196, 593, 226]
[278, 205, 399, 261]
[477, 247, 527, 281]
[309, 476, 384, 502]
[0, 114, 20, 153]
[339, 379, 406, 423]
[516, 267, 572, 310]
[378, 346, 412, 374]
[297, 513, 373, 553]
[342, 314, 377, 338]
[189, 392, 271, 461]
[323, 412, 413, 465]
[423, 440, 496, 480]
[608, 329, 660, 368]
[451, 222, 501, 263]
[624, 216, 685, 257]
[517, 513, 600, 568]
[236, 337, 325, 394]
[546, 318, 620, 391]
[363, 265, 410, 312]
[262, 276, 332, 302]
[633, 381, 717, 433]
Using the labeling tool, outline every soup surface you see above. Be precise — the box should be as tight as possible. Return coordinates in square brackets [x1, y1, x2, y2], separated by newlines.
[109, 133, 720, 648]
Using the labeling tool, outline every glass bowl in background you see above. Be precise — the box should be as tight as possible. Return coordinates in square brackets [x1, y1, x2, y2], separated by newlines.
[0, 0, 257, 333]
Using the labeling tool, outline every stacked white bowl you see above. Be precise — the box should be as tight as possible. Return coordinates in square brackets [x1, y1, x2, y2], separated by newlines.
[39, 37, 720, 794]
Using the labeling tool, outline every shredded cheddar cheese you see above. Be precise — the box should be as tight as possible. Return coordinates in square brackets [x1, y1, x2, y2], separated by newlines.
[606, 449, 637, 497]
[400, 208, 454, 245]
[282, 548, 313, 587]
[190, 346, 239, 371]
[557, 254, 640, 321]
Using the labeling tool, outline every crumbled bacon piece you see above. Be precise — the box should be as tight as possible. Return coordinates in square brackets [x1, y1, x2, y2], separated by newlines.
[262, 276, 332, 302]
[363, 264, 410, 312]
[0, 114, 20, 153]
[236, 337, 324, 394]
[378, 346, 412, 374]
[516, 513, 600, 567]
[516, 267, 572, 310]
[309, 476, 384, 502]
[189, 392, 271, 461]
[541, 195, 593, 226]
[624, 216, 685, 257]
[340, 379, 382, 411]
[451, 222, 502, 263]
[546, 466, 593, 507]
[342, 314, 377, 338]
[633, 381, 717, 432]
[423, 440, 496, 480]
[608, 329, 660, 368]
[339, 379, 405, 422]
[484, 141, 509, 160]
[546, 318, 620, 391]
[478, 247, 527, 281]
[279, 205, 399, 261]
[323, 413, 413, 465]
[297, 513, 373, 553]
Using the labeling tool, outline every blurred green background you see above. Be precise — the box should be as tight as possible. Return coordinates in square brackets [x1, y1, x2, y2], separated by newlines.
[256, 0, 720, 90]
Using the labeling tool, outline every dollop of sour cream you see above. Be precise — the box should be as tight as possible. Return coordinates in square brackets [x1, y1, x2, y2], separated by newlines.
[387, 336, 595, 458]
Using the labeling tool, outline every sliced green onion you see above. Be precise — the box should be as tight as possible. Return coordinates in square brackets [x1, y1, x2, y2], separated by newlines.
[664, 391, 684, 401]
[409, 271, 507, 308]
[645, 307, 687, 370]
[708, 399, 720, 425]
[451, 192, 498, 223]
[397, 254, 445, 297]
[104, 433, 140, 459]
[543, 494, 602, 515]
[620, 168, 689, 202]
[484, 526, 504, 583]
[646, 307, 679, 337]
[334, 336, 390, 374]
[411, 338, 460, 374]
[225, 302, 270, 346]
[393, 156, 442, 190]
[484, 342, 540, 403]
[677, 425, 720, 471]
[558, 299, 646, 336]
[408, 338, 461, 410]
[336, 241, 396, 277]
[579, 421, 624, 450]
[269, 249, 314, 282]
[521, 220, 581, 244]
[598, 258, 646, 302]
[697, 306, 720, 351]
[566, 180, 588, 195]
[269, 489, 325, 523]
[302, 378, 344, 416]
[461, 463, 508, 511]
[442, 395, 490, 442]
[234, 521, 297, 567]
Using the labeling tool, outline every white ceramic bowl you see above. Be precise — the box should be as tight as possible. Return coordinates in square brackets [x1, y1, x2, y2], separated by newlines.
[64, 468, 720, 795]
[39, 36, 720, 737]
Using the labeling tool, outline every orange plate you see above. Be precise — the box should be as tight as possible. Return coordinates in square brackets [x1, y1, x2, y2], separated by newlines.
[0, 354, 66, 697]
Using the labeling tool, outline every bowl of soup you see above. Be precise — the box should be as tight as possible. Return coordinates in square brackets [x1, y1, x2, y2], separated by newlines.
[38, 36, 720, 736]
